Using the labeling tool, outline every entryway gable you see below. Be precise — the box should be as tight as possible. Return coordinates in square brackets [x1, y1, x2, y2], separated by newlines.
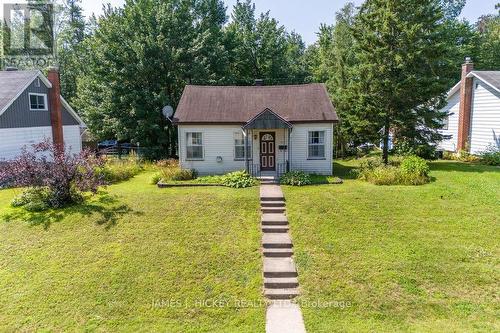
[243, 108, 292, 130]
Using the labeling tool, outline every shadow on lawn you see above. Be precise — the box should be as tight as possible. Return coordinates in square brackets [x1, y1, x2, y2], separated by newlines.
[430, 161, 499, 173]
[333, 161, 358, 179]
[1, 192, 142, 230]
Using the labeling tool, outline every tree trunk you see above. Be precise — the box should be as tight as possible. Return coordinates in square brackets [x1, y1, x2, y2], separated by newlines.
[382, 118, 390, 165]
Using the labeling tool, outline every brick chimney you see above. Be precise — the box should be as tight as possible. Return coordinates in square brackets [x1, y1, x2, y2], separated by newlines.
[457, 57, 474, 151]
[47, 68, 64, 148]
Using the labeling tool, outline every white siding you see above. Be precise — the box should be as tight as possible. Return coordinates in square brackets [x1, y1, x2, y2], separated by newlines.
[63, 125, 83, 155]
[178, 123, 334, 175]
[289, 123, 333, 175]
[438, 90, 460, 152]
[469, 78, 500, 154]
[0, 125, 82, 161]
[178, 125, 247, 174]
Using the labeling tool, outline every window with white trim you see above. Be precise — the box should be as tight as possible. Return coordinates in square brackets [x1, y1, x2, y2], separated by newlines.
[442, 115, 449, 130]
[308, 131, 325, 159]
[29, 93, 47, 111]
[186, 132, 203, 160]
[234, 132, 252, 160]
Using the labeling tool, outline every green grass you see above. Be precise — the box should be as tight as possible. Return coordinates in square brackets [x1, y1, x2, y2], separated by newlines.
[0, 172, 265, 332]
[1, 160, 498, 332]
[283, 160, 500, 332]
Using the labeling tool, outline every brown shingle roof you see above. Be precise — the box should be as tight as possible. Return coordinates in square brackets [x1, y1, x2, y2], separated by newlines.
[173, 83, 338, 124]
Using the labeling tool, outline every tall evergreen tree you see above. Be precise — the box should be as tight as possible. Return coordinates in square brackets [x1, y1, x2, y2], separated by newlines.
[226, 0, 307, 84]
[352, 0, 453, 163]
[57, 0, 86, 102]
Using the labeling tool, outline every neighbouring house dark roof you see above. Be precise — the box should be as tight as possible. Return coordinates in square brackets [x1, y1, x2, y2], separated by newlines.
[173, 83, 339, 124]
[471, 71, 500, 92]
[0, 70, 40, 112]
[448, 70, 500, 98]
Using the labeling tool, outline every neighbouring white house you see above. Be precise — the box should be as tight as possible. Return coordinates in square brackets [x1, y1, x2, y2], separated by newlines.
[439, 58, 500, 154]
[0, 68, 85, 161]
[173, 83, 339, 176]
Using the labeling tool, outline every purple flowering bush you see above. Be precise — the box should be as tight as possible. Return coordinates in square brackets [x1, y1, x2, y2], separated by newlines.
[0, 140, 106, 210]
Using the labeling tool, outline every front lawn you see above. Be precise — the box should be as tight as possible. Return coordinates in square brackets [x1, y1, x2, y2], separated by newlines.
[0, 172, 265, 332]
[284, 160, 499, 332]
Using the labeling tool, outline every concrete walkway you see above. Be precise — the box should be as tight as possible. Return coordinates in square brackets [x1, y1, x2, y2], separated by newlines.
[260, 181, 306, 333]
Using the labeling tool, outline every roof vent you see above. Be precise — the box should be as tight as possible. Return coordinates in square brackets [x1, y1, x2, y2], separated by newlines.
[255, 79, 264, 86]
[5, 66, 18, 71]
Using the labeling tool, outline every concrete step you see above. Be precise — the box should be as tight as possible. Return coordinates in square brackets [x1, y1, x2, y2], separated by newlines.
[264, 277, 299, 289]
[262, 225, 289, 233]
[261, 196, 285, 202]
[263, 258, 298, 278]
[262, 220, 288, 226]
[261, 201, 286, 208]
[261, 214, 288, 225]
[260, 185, 284, 201]
[263, 233, 293, 248]
[263, 248, 294, 257]
[264, 288, 300, 300]
[262, 207, 286, 214]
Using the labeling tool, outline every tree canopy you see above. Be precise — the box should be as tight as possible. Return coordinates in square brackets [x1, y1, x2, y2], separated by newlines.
[308, 1, 499, 161]
[44, 0, 500, 160]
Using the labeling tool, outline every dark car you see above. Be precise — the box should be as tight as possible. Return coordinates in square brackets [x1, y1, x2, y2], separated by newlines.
[97, 140, 118, 150]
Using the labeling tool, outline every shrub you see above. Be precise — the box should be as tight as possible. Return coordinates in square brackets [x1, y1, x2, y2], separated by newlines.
[11, 187, 51, 211]
[414, 144, 437, 160]
[97, 157, 143, 183]
[360, 165, 401, 185]
[479, 146, 500, 166]
[443, 150, 480, 163]
[456, 150, 480, 162]
[149, 173, 162, 185]
[221, 171, 256, 188]
[280, 171, 312, 186]
[194, 175, 225, 184]
[357, 155, 430, 186]
[393, 139, 437, 160]
[393, 140, 415, 156]
[171, 169, 198, 181]
[400, 155, 430, 177]
[155, 159, 197, 182]
[0, 140, 105, 209]
[442, 151, 455, 160]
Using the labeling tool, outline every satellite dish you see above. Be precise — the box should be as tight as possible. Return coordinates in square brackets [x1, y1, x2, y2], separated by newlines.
[162, 105, 174, 119]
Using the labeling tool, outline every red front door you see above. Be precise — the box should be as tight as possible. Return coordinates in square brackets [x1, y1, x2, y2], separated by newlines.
[260, 132, 275, 171]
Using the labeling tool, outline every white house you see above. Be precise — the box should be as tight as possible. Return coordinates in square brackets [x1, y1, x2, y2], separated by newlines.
[439, 59, 500, 154]
[0, 68, 85, 161]
[173, 83, 339, 176]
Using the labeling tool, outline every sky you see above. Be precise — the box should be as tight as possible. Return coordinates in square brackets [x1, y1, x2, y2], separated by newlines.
[81, 0, 499, 45]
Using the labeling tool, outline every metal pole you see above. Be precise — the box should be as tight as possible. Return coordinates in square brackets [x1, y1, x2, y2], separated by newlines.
[288, 128, 291, 172]
[245, 129, 249, 174]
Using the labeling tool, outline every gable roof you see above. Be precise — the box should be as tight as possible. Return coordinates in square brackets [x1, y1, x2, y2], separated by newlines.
[0, 70, 50, 114]
[243, 108, 293, 129]
[0, 70, 85, 126]
[173, 83, 338, 124]
[447, 70, 500, 98]
[469, 71, 500, 93]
